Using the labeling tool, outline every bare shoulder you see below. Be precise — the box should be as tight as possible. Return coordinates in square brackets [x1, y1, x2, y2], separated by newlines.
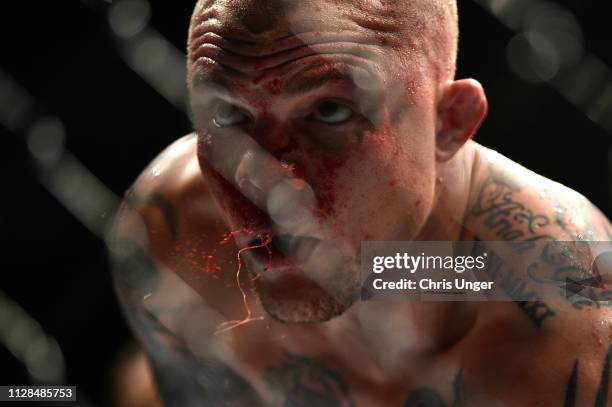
[466, 142, 612, 242]
[461, 144, 612, 405]
[123, 133, 207, 214]
[109, 134, 243, 308]
[111, 133, 223, 249]
[464, 144, 612, 313]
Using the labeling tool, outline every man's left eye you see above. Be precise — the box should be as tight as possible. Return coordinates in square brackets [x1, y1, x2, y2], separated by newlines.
[212, 102, 250, 127]
[312, 101, 353, 124]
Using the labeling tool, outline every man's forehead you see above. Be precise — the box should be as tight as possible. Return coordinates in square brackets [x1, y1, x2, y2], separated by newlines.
[192, 0, 399, 18]
[187, 0, 458, 93]
[186, 0, 416, 82]
[190, 0, 406, 39]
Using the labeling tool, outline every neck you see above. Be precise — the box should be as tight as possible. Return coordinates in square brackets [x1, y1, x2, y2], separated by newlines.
[416, 141, 479, 241]
[407, 141, 481, 349]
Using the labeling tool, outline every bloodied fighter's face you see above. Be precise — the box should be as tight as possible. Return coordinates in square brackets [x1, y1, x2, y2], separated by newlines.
[187, 0, 478, 322]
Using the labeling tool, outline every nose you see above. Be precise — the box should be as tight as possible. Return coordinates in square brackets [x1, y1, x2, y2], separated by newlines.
[202, 117, 318, 233]
[233, 143, 313, 209]
[228, 127, 317, 233]
[251, 115, 300, 160]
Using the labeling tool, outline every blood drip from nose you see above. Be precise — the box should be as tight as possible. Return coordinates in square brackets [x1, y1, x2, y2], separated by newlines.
[281, 161, 307, 189]
[312, 154, 347, 220]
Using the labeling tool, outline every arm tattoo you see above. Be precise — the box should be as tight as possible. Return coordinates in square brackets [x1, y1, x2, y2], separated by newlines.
[125, 189, 178, 240]
[110, 238, 160, 296]
[140, 309, 262, 407]
[470, 165, 612, 317]
[529, 240, 612, 310]
[564, 345, 611, 407]
[472, 238, 556, 328]
[595, 345, 612, 407]
[405, 388, 446, 407]
[515, 299, 556, 328]
[264, 351, 356, 407]
[529, 209, 611, 309]
[404, 369, 464, 407]
[110, 238, 262, 406]
[564, 361, 578, 407]
[470, 171, 552, 249]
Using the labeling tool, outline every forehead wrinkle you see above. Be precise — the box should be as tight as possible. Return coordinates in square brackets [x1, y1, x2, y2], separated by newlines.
[339, 1, 403, 34]
[326, 0, 458, 82]
[188, 25, 394, 81]
[284, 62, 383, 95]
[191, 0, 404, 42]
[191, 0, 295, 43]
[189, 1, 431, 60]
[189, 0, 456, 87]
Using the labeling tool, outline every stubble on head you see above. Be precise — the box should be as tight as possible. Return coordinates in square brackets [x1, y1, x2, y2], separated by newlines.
[186, 0, 461, 323]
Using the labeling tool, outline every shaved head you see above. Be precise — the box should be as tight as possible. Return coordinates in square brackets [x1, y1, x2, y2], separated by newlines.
[401, 0, 459, 81]
[186, 0, 480, 324]
[188, 0, 459, 86]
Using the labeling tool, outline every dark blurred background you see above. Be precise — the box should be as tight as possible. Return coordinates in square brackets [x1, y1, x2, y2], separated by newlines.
[1, 0, 611, 405]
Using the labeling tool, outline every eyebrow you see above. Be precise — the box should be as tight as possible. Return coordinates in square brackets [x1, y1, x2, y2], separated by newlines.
[283, 70, 363, 95]
[191, 70, 234, 94]
[191, 65, 382, 99]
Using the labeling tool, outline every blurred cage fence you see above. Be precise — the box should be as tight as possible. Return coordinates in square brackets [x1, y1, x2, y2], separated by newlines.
[0, 0, 611, 405]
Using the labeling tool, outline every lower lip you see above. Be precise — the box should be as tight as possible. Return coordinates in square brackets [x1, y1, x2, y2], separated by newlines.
[256, 269, 326, 299]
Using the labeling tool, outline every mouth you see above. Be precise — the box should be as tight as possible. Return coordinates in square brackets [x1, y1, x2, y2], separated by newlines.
[246, 233, 322, 271]
[239, 229, 360, 323]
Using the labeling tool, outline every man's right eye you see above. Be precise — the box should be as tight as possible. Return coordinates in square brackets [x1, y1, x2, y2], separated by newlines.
[212, 102, 250, 127]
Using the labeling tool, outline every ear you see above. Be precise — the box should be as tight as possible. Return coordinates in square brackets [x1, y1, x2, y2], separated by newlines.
[435, 79, 488, 162]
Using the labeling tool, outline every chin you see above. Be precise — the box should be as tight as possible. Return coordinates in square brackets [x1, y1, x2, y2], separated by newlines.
[252, 265, 361, 323]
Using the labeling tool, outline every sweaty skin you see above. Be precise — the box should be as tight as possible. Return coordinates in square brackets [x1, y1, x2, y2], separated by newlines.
[111, 0, 612, 405]
[114, 136, 612, 406]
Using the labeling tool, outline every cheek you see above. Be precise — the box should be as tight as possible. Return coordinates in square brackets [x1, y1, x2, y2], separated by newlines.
[197, 150, 267, 231]
[308, 153, 347, 220]
[319, 125, 436, 242]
